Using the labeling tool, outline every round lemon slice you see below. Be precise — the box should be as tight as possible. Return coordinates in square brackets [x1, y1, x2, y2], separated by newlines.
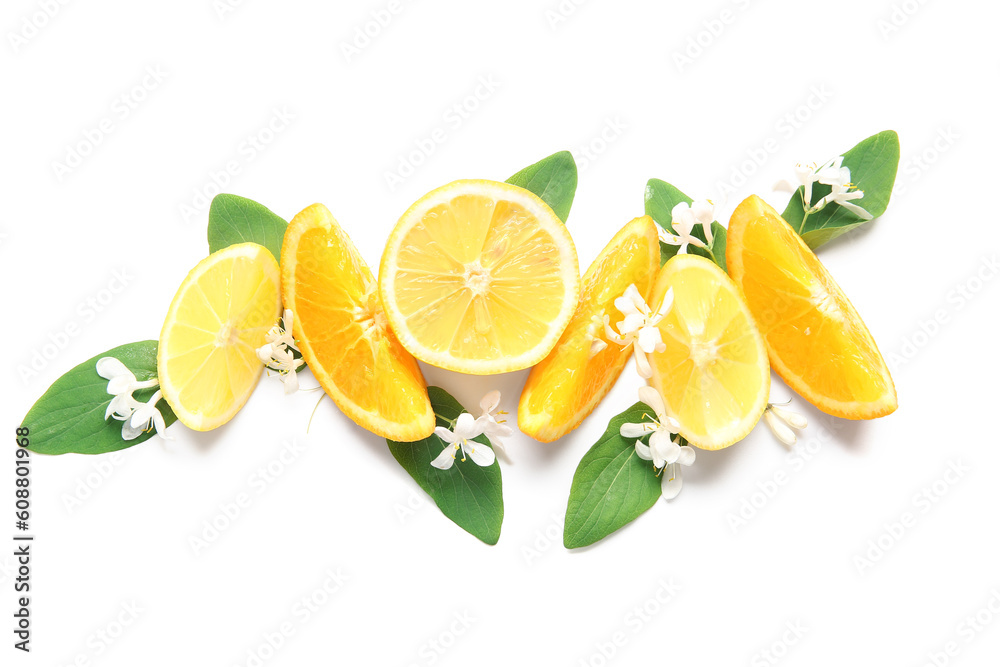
[379, 180, 581, 375]
[158, 243, 281, 431]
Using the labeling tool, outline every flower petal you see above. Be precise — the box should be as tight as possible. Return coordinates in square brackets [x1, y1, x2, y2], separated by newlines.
[589, 338, 608, 357]
[675, 445, 696, 466]
[637, 386, 665, 419]
[661, 463, 683, 500]
[634, 441, 652, 460]
[434, 426, 458, 444]
[771, 405, 807, 430]
[620, 422, 652, 439]
[650, 429, 680, 467]
[482, 419, 514, 440]
[636, 325, 663, 354]
[97, 357, 132, 381]
[654, 288, 674, 320]
[837, 200, 874, 220]
[431, 444, 457, 470]
[691, 199, 714, 226]
[464, 441, 496, 467]
[764, 410, 797, 446]
[282, 369, 299, 395]
[256, 344, 274, 365]
[453, 412, 482, 440]
[634, 349, 653, 379]
[151, 409, 172, 441]
[121, 421, 145, 441]
[479, 390, 501, 416]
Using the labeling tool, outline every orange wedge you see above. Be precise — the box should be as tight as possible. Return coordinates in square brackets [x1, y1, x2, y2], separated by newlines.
[281, 204, 435, 441]
[519, 216, 661, 442]
[649, 254, 771, 449]
[726, 195, 897, 419]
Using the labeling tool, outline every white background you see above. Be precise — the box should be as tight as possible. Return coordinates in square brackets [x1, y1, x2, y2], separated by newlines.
[3, 0, 999, 665]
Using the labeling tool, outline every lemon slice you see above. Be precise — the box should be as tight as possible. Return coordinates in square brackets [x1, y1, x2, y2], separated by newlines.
[649, 254, 770, 449]
[519, 216, 661, 441]
[379, 180, 581, 375]
[158, 243, 281, 431]
[282, 204, 435, 442]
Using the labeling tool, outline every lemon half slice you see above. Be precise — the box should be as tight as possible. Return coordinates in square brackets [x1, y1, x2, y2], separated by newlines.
[158, 243, 281, 431]
[649, 254, 770, 449]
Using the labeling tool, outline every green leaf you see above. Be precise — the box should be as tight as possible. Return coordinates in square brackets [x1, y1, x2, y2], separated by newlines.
[387, 387, 503, 545]
[506, 151, 578, 223]
[21, 341, 177, 455]
[207, 194, 288, 263]
[709, 222, 728, 273]
[644, 179, 727, 270]
[564, 402, 662, 549]
[781, 130, 900, 249]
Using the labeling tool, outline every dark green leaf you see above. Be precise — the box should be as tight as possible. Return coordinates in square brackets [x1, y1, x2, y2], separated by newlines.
[506, 151, 578, 223]
[387, 387, 503, 545]
[208, 194, 288, 263]
[564, 402, 661, 549]
[21, 341, 177, 455]
[781, 130, 900, 249]
[644, 179, 726, 270]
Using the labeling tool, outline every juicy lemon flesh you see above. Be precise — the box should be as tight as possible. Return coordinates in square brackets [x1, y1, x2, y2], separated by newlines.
[650, 255, 770, 449]
[382, 181, 580, 374]
[727, 196, 896, 418]
[159, 243, 280, 431]
[519, 216, 660, 441]
[283, 205, 433, 441]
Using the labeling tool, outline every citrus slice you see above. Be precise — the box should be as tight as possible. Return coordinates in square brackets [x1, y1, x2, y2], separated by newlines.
[726, 195, 897, 419]
[519, 216, 660, 442]
[282, 204, 434, 441]
[158, 243, 281, 431]
[378, 180, 581, 375]
[649, 254, 770, 449]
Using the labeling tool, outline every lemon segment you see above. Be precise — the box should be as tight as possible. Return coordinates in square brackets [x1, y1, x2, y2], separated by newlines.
[649, 254, 770, 450]
[158, 243, 281, 431]
[379, 180, 581, 375]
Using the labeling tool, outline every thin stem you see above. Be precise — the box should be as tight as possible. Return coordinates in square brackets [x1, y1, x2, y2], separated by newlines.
[798, 209, 811, 235]
[307, 393, 326, 433]
[798, 186, 813, 235]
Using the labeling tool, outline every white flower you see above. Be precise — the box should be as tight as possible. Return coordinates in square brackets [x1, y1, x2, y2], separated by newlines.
[476, 390, 513, 454]
[601, 284, 673, 378]
[763, 401, 808, 446]
[256, 309, 305, 394]
[97, 357, 158, 421]
[431, 413, 494, 470]
[775, 157, 872, 220]
[122, 390, 172, 441]
[659, 200, 716, 253]
[774, 162, 820, 203]
[810, 178, 873, 220]
[620, 386, 695, 500]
